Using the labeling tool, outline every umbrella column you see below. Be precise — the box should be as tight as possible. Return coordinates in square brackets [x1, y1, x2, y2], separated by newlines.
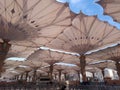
[99, 67, 105, 80]
[115, 61, 120, 79]
[49, 64, 54, 81]
[63, 72, 67, 81]
[57, 69, 63, 84]
[25, 71, 30, 82]
[47, 71, 50, 76]
[45, 60, 62, 81]
[58, 70, 62, 83]
[32, 68, 37, 83]
[28, 76, 32, 82]
[54, 73, 57, 80]
[79, 54, 87, 82]
[101, 68, 105, 77]
[20, 74, 24, 81]
[37, 73, 41, 81]
[94, 67, 105, 81]
[92, 72, 95, 79]
[0, 39, 11, 74]
[15, 75, 19, 81]
[76, 70, 81, 83]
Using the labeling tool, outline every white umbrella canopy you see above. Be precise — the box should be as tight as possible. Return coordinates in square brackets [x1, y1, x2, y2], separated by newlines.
[54, 64, 68, 71]
[86, 67, 101, 73]
[46, 14, 120, 55]
[87, 44, 120, 62]
[61, 65, 78, 74]
[41, 64, 69, 71]
[4, 60, 23, 69]
[71, 65, 80, 72]
[0, 0, 71, 47]
[89, 60, 116, 70]
[14, 65, 32, 72]
[0, 15, 37, 41]
[36, 69, 48, 76]
[22, 60, 48, 69]
[7, 45, 37, 58]
[46, 13, 120, 82]
[1, 70, 20, 79]
[57, 54, 79, 64]
[53, 64, 73, 81]
[61, 55, 99, 66]
[28, 69, 48, 77]
[0, 60, 23, 76]
[0, 0, 72, 75]
[99, 0, 120, 23]
[27, 49, 67, 65]
[66, 65, 99, 81]
[88, 60, 116, 78]
[40, 66, 50, 73]
[40, 64, 70, 73]
[87, 44, 120, 78]
[27, 70, 34, 77]
[28, 71, 34, 77]
[71, 65, 100, 73]
[12, 69, 24, 75]
[2, 67, 25, 78]
[70, 66, 100, 82]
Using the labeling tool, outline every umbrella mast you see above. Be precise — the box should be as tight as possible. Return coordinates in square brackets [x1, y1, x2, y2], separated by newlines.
[115, 61, 120, 79]
[0, 39, 11, 75]
[79, 54, 87, 82]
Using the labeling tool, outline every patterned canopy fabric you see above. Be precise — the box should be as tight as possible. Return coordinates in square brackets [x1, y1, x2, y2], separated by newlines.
[87, 44, 120, 62]
[1, 0, 120, 77]
[7, 45, 37, 58]
[1, 70, 20, 78]
[22, 60, 47, 69]
[62, 55, 99, 66]
[4, 60, 23, 68]
[47, 14, 120, 54]
[89, 60, 116, 70]
[0, 0, 71, 47]
[14, 65, 32, 72]
[27, 49, 73, 65]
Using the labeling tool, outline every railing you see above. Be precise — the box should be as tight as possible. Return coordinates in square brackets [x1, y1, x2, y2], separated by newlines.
[0, 82, 62, 90]
[69, 85, 120, 90]
[0, 82, 120, 90]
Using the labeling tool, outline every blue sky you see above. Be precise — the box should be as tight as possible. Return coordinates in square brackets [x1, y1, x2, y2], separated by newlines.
[56, 0, 120, 29]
